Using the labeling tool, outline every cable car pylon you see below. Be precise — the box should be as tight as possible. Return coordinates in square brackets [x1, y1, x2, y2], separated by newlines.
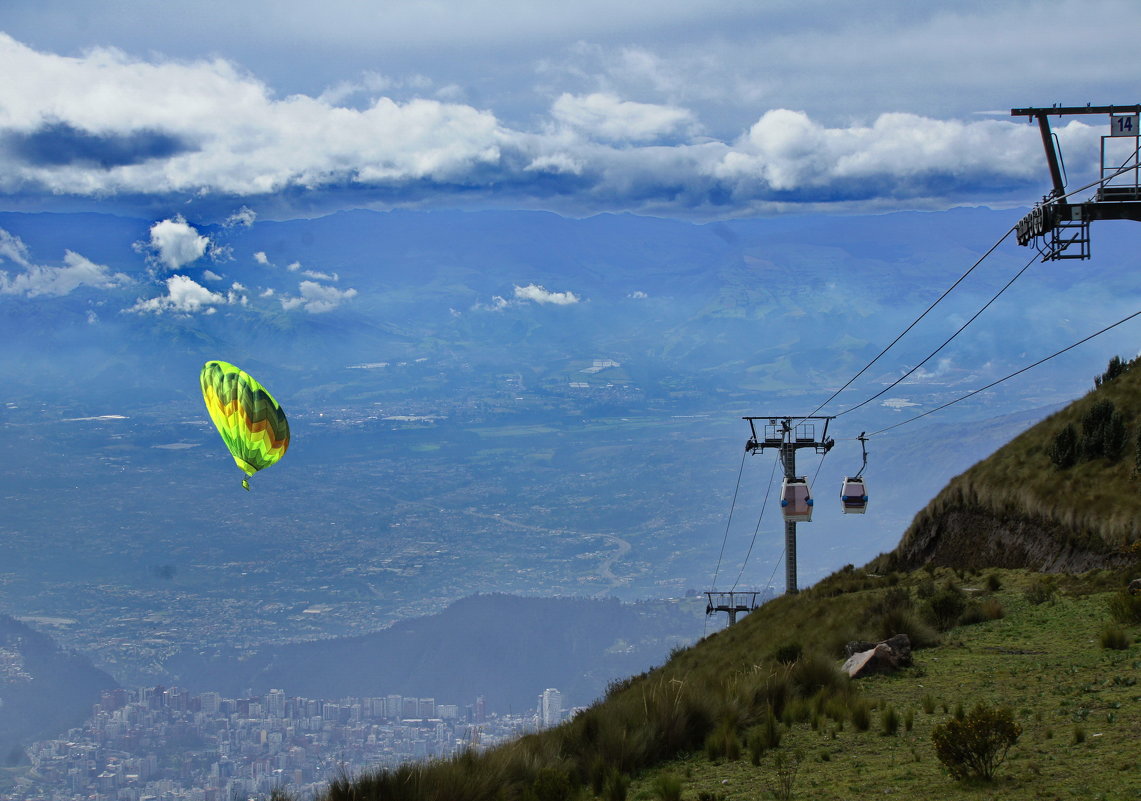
[1012, 104, 1141, 260]
[743, 416, 834, 595]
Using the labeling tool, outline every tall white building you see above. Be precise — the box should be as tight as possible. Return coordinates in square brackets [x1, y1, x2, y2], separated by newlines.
[539, 689, 562, 727]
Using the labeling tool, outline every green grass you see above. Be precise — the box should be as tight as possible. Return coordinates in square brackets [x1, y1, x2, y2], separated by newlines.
[316, 566, 1141, 801]
[896, 357, 1141, 568]
[623, 572, 1141, 801]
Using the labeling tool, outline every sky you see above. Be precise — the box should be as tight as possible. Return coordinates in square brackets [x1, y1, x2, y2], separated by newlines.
[1, 0, 1140, 221]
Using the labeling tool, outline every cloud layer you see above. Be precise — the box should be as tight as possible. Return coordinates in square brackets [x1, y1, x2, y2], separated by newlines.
[0, 30, 1111, 220]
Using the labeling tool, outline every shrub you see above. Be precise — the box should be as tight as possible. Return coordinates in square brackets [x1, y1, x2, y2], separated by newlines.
[985, 573, 1003, 592]
[765, 751, 802, 801]
[1095, 354, 1129, 388]
[881, 705, 900, 736]
[916, 576, 936, 599]
[1080, 399, 1128, 462]
[651, 772, 683, 801]
[704, 720, 741, 762]
[961, 598, 1005, 626]
[1099, 625, 1130, 650]
[850, 698, 872, 732]
[1024, 576, 1056, 606]
[1049, 423, 1079, 469]
[1108, 589, 1141, 625]
[924, 583, 967, 631]
[601, 769, 629, 801]
[528, 767, 574, 801]
[921, 694, 936, 714]
[774, 642, 802, 665]
[756, 705, 782, 751]
[790, 651, 846, 697]
[931, 704, 1022, 781]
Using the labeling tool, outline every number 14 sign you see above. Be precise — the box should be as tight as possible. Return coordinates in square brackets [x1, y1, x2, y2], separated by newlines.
[1111, 114, 1139, 137]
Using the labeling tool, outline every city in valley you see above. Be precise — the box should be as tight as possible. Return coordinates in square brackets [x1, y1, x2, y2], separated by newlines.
[14, 686, 571, 800]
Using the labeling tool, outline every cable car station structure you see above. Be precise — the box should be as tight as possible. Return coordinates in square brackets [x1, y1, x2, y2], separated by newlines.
[1013, 104, 1141, 260]
[707, 103, 1139, 626]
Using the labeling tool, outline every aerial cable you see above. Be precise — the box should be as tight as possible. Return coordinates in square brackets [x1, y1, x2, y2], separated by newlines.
[709, 448, 748, 592]
[730, 452, 780, 591]
[807, 151, 1141, 423]
[869, 308, 1141, 437]
[803, 225, 1015, 419]
[835, 249, 1039, 418]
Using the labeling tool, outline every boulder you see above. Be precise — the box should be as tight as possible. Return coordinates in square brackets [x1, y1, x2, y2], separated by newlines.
[841, 633, 912, 678]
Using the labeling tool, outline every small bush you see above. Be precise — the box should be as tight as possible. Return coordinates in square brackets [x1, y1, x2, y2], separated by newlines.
[931, 704, 1022, 781]
[774, 642, 803, 665]
[1080, 399, 1128, 462]
[1099, 625, 1130, 650]
[916, 576, 936, 599]
[921, 694, 936, 715]
[850, 698, 872, 732]
[1049, 423, 1079, 469]
[1108, 589, 1141, 624]
[924, 583, 967, 631]
[651, 772, 683, 801]
[904, 708, 915, 732]
[961, 598, 1005, 626]
[985, 573, 1003, 592]
[601, 769, 629, 801]
[766, 751, 801, 801]
[1072, 725, 1086, 745]
[1024, 576, 1056, 606]
[751, 705, 782, 754]
[881, 705, 900, 736]
[1095, 354, 1129, 388]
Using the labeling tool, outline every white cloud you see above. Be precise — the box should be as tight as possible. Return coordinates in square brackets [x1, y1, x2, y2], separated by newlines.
[223, 206, 256, 227]
[628, 290, 648, 299]
[126, 274, 226, 314]
[138, 216, 209, 271]
[253, 251, 270, 265]
[302, 269, 339, 281]
[0, 228, 129, 297]
[514, 283, 580, 305]
[0, 15, 1125, 218]
[278, 279, 357, 313]
[202, 269, 222, 281]
[551, 92, 697, 142]
[287, 261, 301, 272]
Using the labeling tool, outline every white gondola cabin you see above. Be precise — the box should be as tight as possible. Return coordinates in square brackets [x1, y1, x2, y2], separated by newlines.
[780, 476, 813, 522]
[840, 477, 868, 514]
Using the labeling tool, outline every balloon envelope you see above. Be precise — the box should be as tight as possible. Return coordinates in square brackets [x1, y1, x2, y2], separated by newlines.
[200, 360, 290, 488]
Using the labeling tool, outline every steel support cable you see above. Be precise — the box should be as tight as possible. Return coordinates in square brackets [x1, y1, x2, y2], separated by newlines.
[709, 448, 748, 592]
[805, 151, 1141, 424]
[802, 226, 1015, 420]
[730, 452, 780, 591]
[869, 308, 1141, 437]
[835, 249, 1040, 418]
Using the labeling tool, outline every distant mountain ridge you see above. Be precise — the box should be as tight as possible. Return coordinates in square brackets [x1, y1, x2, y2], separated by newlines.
[0, 615, 116, 761]
[165, 594, 704, 713]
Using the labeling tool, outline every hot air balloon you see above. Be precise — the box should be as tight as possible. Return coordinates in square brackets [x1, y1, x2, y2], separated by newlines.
[200, 360, 290, 490]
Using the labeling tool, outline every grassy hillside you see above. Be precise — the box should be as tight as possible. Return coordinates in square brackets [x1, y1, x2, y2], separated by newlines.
[312, 356, 1141, 801]
[893, 356, 1141, 571]
[314, 564, 1140, 801]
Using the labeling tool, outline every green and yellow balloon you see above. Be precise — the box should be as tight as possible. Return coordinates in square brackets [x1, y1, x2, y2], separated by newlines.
[200, 360, 290, 490]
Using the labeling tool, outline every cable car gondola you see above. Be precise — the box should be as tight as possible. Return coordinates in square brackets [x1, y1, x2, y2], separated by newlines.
[839, 432, 869, 514]
[780, 476, 813, 522]
[840, 477, 868, 514]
